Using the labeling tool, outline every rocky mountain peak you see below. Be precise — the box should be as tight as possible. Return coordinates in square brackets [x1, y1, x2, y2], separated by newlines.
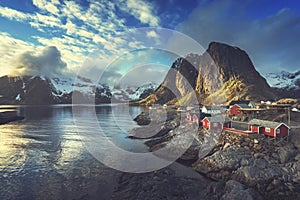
[139, 42, 276, 105]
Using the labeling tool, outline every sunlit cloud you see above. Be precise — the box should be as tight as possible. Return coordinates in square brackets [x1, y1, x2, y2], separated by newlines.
[0, 32, 35, 76]
[118, 0, 159, 26]
[33, 0, 60, 15]
[0, 6, 30, 21]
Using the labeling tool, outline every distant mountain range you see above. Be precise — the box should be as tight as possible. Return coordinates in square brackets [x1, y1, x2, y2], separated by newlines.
[0, 75, 158, 104]
[1, 42, 298, 105]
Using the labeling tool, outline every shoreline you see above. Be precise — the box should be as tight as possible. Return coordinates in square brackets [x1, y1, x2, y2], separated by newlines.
[0, 111, 24, 125]
[125, 110, 300, 199]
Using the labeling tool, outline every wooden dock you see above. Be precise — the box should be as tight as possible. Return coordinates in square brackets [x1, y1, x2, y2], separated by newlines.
[224, 127, 255, 134]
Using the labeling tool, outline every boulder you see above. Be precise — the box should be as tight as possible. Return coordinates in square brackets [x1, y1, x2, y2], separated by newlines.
[221, 180, 262, 200]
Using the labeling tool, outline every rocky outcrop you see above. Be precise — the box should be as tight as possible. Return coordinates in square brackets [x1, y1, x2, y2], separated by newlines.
[193, 131, 300, 199]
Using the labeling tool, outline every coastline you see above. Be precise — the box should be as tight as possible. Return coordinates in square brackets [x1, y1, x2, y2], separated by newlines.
[0, 111, 24, 125]
[123, 110, 300, 199]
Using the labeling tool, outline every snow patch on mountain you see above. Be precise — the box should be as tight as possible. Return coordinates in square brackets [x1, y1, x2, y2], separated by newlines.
[111, 83, 159, 101]
[265, 70, 300, 89]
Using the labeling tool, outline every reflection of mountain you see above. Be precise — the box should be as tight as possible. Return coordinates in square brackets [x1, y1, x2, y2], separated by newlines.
[0, 75, 158, 104]
[139, 42, 276, 105]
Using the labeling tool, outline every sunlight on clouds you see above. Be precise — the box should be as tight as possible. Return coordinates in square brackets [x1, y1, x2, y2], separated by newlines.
[33, 0, 60, 15]
[119, 0, 159, 26]
[35, 13, 62, 27]
[0, 6, 30, 21]
[77, 28, 94, 39]
[146, 30, 159, 39]
[0, 0, 164, 80]
[33, 36, 87, 66]
[0, 32, 35, 76]
[65, 19, 76, 35]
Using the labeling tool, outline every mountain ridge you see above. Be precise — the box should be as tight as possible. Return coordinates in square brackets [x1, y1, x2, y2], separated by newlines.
[0, 75, 158, 104]
[139, 42, 277, 105]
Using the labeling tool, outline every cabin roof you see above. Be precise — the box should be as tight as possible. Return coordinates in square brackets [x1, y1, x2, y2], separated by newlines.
[203, 106, 226, 110]
[249, 119, 289, 129]
[232, 103, 251, 108]
[193, 113, 211, 119]
[230, 100, 253, 106]
[204, 116, 231, 123]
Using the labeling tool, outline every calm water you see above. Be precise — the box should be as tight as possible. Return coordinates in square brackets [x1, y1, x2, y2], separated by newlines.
[0, 104, 146, 199]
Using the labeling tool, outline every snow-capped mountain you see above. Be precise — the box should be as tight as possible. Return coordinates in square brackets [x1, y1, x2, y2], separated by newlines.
[0, 75, 159, 104]
[266, 70, 300, 89]
[111, 83, 158, 101]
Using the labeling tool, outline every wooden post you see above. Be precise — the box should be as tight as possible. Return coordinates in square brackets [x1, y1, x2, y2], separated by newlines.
[287, 106, 291, 125]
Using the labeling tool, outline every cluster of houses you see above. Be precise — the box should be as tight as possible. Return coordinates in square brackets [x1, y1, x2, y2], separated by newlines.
[183, 100, 290, 138]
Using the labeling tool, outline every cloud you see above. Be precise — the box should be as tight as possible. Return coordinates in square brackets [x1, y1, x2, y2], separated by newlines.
[177, 0, 300, 74]
[33, 0, 60, 15]
[0, 0, 163, 83]
[146, 30, 159, 39]
[0, 6, 30, 21]
[13, 46, 67, 77]
[0, 32, 36, 76]
[118, 0, 159, 26]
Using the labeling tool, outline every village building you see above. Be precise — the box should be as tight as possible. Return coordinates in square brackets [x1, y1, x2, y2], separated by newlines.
[248, 119, 290, 137]
[202, 116, 232, 130]
[201, 106, 226, 115]
[186, 112, 192, 122]
[229, 103, 251, 115]
[229, 100, 255, 108]
[192, 113, 201, 126]
[191, 113, 211, 126]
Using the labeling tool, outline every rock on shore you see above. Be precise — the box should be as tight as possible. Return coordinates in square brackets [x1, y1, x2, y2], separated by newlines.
[193, 131, 300, 199]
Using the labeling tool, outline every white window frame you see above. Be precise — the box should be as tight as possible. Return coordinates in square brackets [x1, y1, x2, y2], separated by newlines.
[265, 127, 271, 132]
[276, 128, 280, 134]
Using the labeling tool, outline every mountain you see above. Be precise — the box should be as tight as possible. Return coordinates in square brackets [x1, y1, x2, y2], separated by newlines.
[266, 70, 300, 89]
[111, 83, 158, 102]
[0, 75, 158, 104]
[265, 70, 300, 99]
[139, 42, 276, 105]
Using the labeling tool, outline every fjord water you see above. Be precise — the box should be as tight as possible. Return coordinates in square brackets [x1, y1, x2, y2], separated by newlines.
[0, 104, 147, 199]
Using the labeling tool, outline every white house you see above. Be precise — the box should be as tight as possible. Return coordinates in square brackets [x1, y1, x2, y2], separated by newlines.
[201, 106, 225, 114]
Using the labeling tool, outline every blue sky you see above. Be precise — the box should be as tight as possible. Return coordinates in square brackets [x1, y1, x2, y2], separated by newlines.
[0, 0, 299, 86]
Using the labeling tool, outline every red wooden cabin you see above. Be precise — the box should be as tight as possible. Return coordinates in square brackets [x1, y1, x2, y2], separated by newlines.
[192, 113, 201, 126]
[229, 104, 250, 115]
[202, 116, 231, 130]
[248, 119, 289, 137]
[186, 112, 192, 122]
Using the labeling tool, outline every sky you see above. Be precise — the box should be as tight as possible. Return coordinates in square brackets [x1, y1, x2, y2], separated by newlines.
[0, 0, 299, 86]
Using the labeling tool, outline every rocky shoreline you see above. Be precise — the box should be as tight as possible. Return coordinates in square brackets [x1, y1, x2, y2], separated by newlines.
[114, 111, 300, 199]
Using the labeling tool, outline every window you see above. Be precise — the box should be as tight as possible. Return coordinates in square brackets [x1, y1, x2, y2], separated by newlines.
[265, 127, 270, 132]
[276, 129, 280, 134]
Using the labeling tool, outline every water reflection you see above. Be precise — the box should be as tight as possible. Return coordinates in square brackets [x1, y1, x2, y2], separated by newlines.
[0, 104, 145, 199]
